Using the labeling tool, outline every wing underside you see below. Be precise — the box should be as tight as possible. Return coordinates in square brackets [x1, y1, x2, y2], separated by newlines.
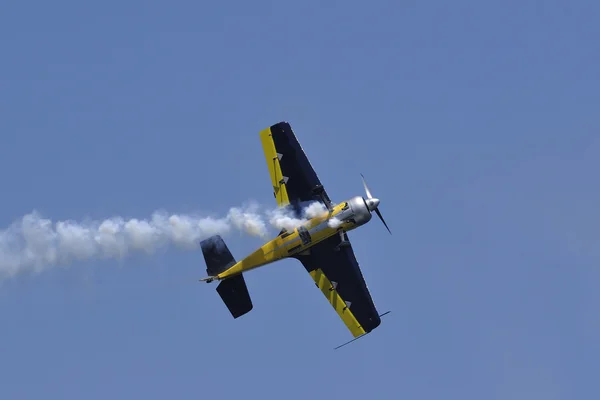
[259, 122, 333, 212]
[294, 233, 381, 337]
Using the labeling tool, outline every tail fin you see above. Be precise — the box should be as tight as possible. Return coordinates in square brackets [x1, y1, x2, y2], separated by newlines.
[200, 235, 253, 319]
[200, 234, 237, 276]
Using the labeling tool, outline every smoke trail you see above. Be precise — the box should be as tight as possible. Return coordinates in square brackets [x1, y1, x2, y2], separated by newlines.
[0, 205, 270, 280]
[266, 201, 330, 231]
[0, 201, 334, 281]
[328, 217, 343, 228]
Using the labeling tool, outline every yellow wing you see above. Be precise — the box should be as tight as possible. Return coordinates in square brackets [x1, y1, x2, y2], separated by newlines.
[259, 122, 333, 209]
[309, 267, 367, 337]
[296, 231, 382, 338]
[259, 125, 290, 207]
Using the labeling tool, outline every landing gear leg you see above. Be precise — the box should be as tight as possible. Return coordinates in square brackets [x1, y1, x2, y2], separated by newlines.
[335, 230, 350, 251]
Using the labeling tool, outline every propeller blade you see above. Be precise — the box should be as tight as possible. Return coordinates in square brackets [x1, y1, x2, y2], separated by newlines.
[360, 173, 373, 199]
[374, 208, 392, 235]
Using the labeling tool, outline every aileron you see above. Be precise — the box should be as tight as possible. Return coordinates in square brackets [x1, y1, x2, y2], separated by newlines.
[259, 127, 290, 207]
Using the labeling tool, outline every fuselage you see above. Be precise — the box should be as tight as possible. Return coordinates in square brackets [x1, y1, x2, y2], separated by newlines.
[213, 195, 374, 280]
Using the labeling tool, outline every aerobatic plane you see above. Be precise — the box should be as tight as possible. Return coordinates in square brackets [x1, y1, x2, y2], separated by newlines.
[200, 121, 390, 347]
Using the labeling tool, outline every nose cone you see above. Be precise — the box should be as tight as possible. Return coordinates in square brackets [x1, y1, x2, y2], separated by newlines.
[365, 197, 380, 211]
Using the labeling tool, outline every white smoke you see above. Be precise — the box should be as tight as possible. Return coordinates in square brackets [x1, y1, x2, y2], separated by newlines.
[303, 201, 342, 228]
[266, 201, 329, 231]
[328, 217, 343, 229]
[0, 205, 270, 280]
[304, 202, 328, 218]
[267, 207, 306, 231]
[0, 201, 334, 281]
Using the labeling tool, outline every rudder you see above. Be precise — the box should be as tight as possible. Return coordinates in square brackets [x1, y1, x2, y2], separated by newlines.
[200, 235, 236, 276]
[200, 235, 253, 319]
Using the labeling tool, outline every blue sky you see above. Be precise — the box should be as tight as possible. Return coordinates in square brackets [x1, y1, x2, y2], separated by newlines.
[1, 0, 599, 398]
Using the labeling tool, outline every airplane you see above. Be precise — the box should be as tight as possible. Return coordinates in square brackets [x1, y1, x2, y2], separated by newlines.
[199, 121, 391, 348]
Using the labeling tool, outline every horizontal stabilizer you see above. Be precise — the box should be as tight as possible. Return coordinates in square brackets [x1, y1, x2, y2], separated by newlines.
[216, 274, 253, 318]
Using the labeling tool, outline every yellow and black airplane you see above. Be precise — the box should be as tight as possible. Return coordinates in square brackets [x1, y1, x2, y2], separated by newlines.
[200, 121, 390, 346]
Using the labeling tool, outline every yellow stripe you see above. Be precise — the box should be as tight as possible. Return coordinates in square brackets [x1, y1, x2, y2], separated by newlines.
[310, 268, 366, 337]
[259, 127, 290, 207]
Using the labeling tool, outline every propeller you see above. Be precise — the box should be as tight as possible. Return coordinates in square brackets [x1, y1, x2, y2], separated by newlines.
[360, 173, 391, 234]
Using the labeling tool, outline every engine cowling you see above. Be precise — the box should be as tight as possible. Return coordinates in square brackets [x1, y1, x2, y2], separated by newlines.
[345, 195, 373, 227]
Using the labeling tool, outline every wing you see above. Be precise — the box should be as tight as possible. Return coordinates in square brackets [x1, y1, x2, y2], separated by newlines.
[294, 232, 381, 338]
[259, 122, 333, 213]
